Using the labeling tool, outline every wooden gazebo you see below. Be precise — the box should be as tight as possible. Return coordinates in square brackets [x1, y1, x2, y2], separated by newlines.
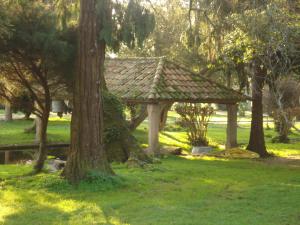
[104, 57, 250, 154]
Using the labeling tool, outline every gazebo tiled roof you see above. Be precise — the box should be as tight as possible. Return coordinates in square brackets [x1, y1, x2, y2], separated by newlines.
[105, 57, 250, 104]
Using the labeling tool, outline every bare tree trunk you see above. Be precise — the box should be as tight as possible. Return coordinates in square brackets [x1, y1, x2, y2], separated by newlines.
[35, 116, 42, 143]
[34, 115, 49, 172]
[128, 104, 148, 131]
[23, 112, 31, 120]
[274, 113, 292, 143]
[128, 102, 172, 132]
[64, 0, 113, 183]
[33, 91, 51, 173]
[159, 103, 173, 131]
[278, 115, 288, 141]
[268, 79, 293, 143]
[247, 64, 270, 157]
[4, 103, 12, 121]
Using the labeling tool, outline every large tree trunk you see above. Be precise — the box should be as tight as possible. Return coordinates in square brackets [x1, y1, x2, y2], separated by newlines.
[4, 103, 12, 121]
[23, 112, 31, 120]
[33, 89, 51, 173]
[64, 0, 113, 183]
[97, 5, 150, 164]
[226, 104, 238, 149]
[247, 64, 270, 157]
[102, 92, 151, 163]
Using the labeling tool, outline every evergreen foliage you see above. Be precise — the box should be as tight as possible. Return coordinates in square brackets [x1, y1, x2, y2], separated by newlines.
[0, 0, 75, 89]
[0, 0, 76, 172]
[97, 0, 155, 51]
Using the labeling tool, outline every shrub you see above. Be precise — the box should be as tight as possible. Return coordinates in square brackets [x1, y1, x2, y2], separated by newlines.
[175, 103, 214, 146]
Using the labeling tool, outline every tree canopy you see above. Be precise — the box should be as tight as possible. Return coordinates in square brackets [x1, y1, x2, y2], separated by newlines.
[0, 0, 75, 172]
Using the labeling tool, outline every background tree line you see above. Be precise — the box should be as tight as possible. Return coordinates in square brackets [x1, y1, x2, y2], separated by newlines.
[122, 0, 300, 156]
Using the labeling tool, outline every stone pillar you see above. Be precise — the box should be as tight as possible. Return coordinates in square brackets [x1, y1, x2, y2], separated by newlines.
[4, 103, 12, 121]
[226, 104, 238, 149]
[147, 103, 163, 155]
[4, 151, 10, 164]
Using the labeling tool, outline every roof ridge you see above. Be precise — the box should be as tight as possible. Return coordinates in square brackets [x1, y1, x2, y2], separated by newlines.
[148, 56, 166, 99]
[166, 59, 251, 100]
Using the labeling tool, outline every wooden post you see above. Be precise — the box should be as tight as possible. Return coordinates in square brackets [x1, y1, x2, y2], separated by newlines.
[4, 103, 12, 121]
[147, 103, 163, 155]
[226, 104, 238, 149]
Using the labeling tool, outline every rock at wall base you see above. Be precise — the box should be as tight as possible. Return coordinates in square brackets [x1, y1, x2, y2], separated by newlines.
[191, 146, 212, 155]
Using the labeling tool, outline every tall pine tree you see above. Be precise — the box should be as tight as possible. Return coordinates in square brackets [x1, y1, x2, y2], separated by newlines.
[64, 0, 155, 183]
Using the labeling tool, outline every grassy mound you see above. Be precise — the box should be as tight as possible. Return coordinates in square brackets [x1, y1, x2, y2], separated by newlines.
[209, 148, 259, 159]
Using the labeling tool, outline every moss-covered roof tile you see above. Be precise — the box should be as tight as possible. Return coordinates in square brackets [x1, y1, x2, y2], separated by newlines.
[105, 57, 251, 103]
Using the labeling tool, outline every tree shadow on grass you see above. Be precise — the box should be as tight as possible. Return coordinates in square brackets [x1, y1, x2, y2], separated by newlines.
[1, 190, 120, 225]
[1, 156, 300, 225]
[160, 132, 189, 145]
[1, 171, 129, 225]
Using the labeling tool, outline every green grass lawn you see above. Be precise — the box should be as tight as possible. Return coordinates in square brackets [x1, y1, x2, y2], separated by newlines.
[0, 116, 70, 145]
[1, 157, 299, 225]
[0, 112, 300, 225]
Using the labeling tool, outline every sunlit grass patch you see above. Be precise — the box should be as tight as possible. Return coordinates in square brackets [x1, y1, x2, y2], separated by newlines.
[1, 112, 300, 159]
[160, 131, 189, 150]
[0, 155, 300, 225]
[181, 154, 230, 162]
[0, 190, 21, 223]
